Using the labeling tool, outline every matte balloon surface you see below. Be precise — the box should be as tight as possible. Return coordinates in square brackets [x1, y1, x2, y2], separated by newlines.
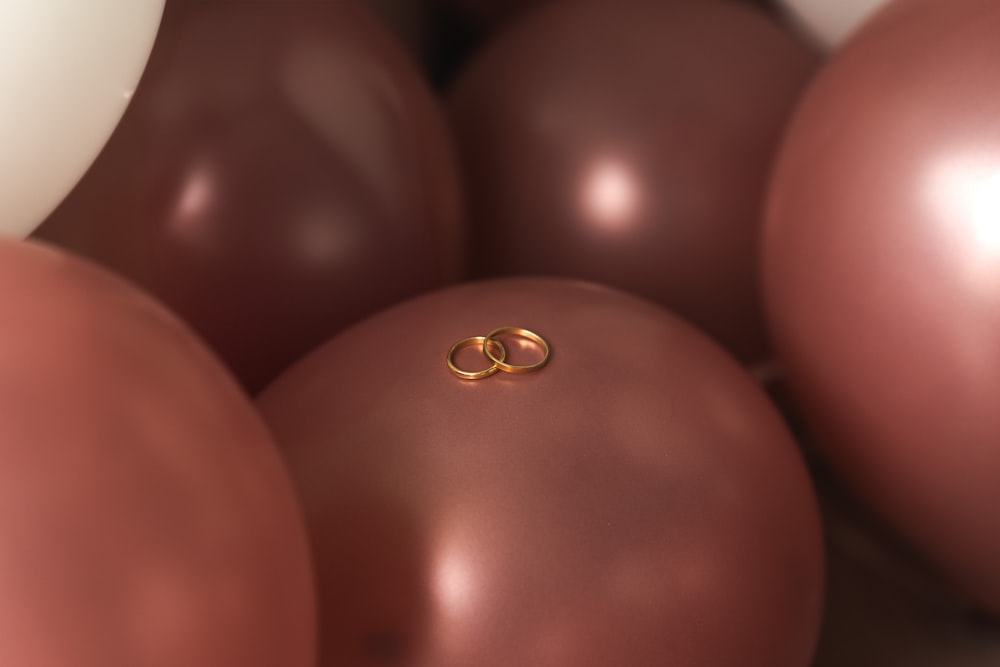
[259, 278, 824, 666]
[0, 0, 163, 237]
[35, 0, 464, 392]
[449, 0, 817, 367]
[0, 239, 314, 666]
[764, 0, 1000, 615]
[775, 0, 889, 48]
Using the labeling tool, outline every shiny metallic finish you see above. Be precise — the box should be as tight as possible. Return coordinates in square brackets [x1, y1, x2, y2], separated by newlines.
[449, 0, 817, 366]
[34, 0, 465, 393]
[0, 239, 315, 666]
[764, 0, 1000, 615]
[446, 334, 507, 379]
[259, 277, 824, 666]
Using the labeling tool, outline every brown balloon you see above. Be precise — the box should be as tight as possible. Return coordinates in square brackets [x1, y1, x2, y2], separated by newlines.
[448, 0, 817, 367]
[0, 238, 315, 666]
[764, 0, 1000, 615]
[258, 277, 825, 666]
[442, 0, 547, 28]
[362, 0, 433, 62]
[445, 0, 767, 30]
[34, 0, 465, 393]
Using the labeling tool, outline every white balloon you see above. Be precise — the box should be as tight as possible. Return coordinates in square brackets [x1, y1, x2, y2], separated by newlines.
[0, 0, 164, 237]
[777, 0, 891, 50]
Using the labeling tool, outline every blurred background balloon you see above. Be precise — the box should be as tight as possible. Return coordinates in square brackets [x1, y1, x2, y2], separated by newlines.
[449, 0, 817, 368]
[34, 0, 465, 393]
[764, 0, 1000, 615]
[0, 239, 314, 666]
[442, 0, 550, 29]
[444, 0, 768, 32]
[774, 0, 890, 49]
[0, 0, 164, 237]
[811, 464, 1000, 667]
[362, 0, 433, 62]
[363, 0, 772, 90]
[259, 278, 824, 667]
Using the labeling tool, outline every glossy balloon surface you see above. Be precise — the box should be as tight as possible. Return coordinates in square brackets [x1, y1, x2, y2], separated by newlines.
[764, 0, 1000, 614]
[449, 0, 816, 366]
[0, 239, 314, 666]
[35, 0, 465, 393]
[259, 278, 824, 666]
[776, 0, 889, 49]
[0, 0, 164, 237]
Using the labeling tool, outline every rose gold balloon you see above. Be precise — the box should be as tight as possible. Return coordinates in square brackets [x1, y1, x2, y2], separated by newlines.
[449, 0, 817, 366]
[811, 467, 1000, 667]
[34, 0, 464, 393]
[764, 0, 1000, 615]
[258, 278, 824, 666]
[0, 239, 315, 666]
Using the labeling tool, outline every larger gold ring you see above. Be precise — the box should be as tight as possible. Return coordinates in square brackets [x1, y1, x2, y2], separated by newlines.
[482, 327, 550, 374]
[447, 335, 508, 380]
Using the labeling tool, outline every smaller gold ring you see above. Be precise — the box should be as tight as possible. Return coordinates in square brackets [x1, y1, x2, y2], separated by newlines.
[447, 336, 508, 380]
[482, 327, 550, 374]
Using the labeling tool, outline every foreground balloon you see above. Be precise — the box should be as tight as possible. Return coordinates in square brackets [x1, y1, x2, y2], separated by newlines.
[259, 278, 824, 666]
[449, 0, 817, 367]
[35, 0, 464, 393]
[0, 239, 315, 666]
[0, 0, 163, 237]
[765, 0, 1000, 614]
[775, 0, 889, 49]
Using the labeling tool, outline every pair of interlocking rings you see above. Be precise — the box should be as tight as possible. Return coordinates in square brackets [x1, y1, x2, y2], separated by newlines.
[446, 326, 550, 380]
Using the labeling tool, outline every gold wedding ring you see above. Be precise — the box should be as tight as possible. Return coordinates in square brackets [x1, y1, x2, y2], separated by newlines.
[446, 326, 551, 380]
[447, 335, 508, 380]
[483, 327, 550, 374]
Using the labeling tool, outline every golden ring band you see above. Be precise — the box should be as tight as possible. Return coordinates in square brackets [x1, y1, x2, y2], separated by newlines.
[483, 326, 550, 374]
[446, 326, 550, 380]
[447, 336, 508, 380]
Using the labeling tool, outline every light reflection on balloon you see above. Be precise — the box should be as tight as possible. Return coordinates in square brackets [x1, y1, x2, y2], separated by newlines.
[581, 158, 642, 232]
[432, 544, 476, 621]
[173, 163, 215, 224]
[926, 154, 1000, 274]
